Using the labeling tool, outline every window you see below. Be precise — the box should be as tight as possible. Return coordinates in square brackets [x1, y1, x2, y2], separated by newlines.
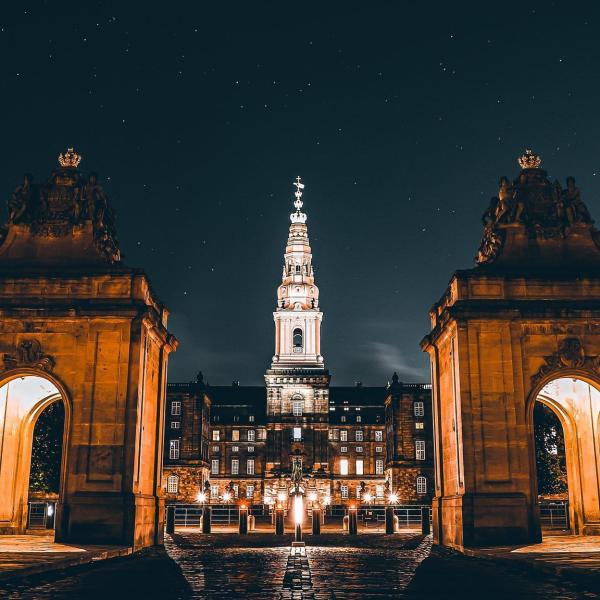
[169, 439, 180, 460]
[171, 401, 181, 416]
[257, 429, 266, 440]
[341, 484, 349, 499]
[356, 446, 363, 453]
[340, 458, 349, 475]
[247, 459, 255, 475]
[340, 430, 348, 442]
[356, 459, 364, 475]
[415, 422, 424, 430]
[376, 459, 384, 475]
[171, 421, 180, 429]
[356, 486, 362, 498]
[231, 459, 239, 475]
[167, 474, 178, 494]
[248, 446, 254, 453]
[212, 430, 220, 441]
[213, 415, 220, 422]
[295, 264, 301, 273]
[210, 484, 218, 498]
[246, 485, 254, 498]
[416, 440, 426, 461]
[211, 459, 219, 475]
[376, 485, 384, 498]
[233, 484, 239, 498]
[232, 430, 240, 441]
[416, 476, 427, 495]
[232, 446, 239, 453]
[375, 446, 383, 453]
[341, 415, 346, 422]
[293, 328, 303, 352]
[293, 427, 302, 441]
[375, 431, 383, 442]
[414, 401, 425, 417]
[247, 430, 256, 442]
[212, 445, 219, 452]
[356, 415, 362, 423]
[233, 415, 239, 422]
[292, 398, 303, 416]
[329, 429, 339, 440]
[355, 430, 364, 442]
[341, 446, 348, 453]
[249, 415, 255, 422]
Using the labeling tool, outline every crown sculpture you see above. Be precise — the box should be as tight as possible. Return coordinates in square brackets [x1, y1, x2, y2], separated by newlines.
[475, 149, 600, 268]
[0, 148, 121, 265]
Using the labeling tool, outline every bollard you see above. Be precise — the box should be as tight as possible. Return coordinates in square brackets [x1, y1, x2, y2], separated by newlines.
[348, 507, 358, 535]
[239, 505, 248, 534]
[385, 505, 395, 535]
[275, 506, 284, 535]
[166, 505, 175, 535]
[202, 505, 212, 534]
[342, 515, 349, 531]
[421, 506, 431, 535]
[393, 515, 399, 533]
[312, 508, 321, 535]
[248, 515, 256, 531]
[295, 522, 302, 542]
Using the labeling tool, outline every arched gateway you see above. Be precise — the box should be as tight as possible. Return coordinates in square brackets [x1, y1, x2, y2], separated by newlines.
[0, 149, 176, 548]
[422, 150, 600, 549]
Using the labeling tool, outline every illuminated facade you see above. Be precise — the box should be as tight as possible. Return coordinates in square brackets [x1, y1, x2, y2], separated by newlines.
[164, 179, 433, 507]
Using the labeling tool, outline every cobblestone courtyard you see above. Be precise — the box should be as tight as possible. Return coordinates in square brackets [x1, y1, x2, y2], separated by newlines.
[1, 532, 599, 599]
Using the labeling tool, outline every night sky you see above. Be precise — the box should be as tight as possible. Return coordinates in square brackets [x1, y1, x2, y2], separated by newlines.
[2, 2, 600, 385]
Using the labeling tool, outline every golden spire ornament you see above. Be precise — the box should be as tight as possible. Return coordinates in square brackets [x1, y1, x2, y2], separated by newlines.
[517, 148, 541, 170]
[58, 147, 82, 168]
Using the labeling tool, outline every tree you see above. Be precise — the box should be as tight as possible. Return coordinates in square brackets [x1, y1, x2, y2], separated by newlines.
[29, 401, 65, 493]
[533, 402, 567, 496]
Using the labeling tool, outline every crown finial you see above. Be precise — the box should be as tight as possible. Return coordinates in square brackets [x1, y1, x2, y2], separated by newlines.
[518, 149, 541, 170]
[290, 176, 307, 223]
[58, 147, 82, 169]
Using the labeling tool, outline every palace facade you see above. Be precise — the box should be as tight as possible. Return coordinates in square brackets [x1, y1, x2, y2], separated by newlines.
[163, 179, 433, 507]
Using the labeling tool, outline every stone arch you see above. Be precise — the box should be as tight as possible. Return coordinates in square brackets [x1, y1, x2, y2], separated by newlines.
[0, 369, 72, 536]
[526, 371, 600, 536]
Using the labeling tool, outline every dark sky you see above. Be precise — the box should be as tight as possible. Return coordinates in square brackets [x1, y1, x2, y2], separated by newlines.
[2, 2, 600, 385]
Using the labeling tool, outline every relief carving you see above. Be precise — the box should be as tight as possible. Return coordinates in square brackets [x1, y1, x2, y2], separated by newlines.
[2, 339, 55, 372]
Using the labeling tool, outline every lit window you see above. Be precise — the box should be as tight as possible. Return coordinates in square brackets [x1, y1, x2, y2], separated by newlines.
[249, 415, 255, 422]
[341, 415, 346, 422]
[169, 439, 180, 460]
[247, 459, 255, 475]
[376, 459, 384, 475]
[247, 430, 256, 442]
[375, 431, 383, 442]
[232, 430, 240, 441]
[293, 427, 302, 441]
[356, 446, 363, 453]
[292, 398, 303, 416]
[210, 484, 219, 497]
[171, 421, 180, 429]
[356, 459, 364, 475]
[211, 459, 219, 475]
[293, 328, 303, 352]
[416, 440, 426, 461]
[232, 446, 239, 453]
[246, 484, 254, 498]
[167, 474, 178, 494]
[340, 430, 348, 441]
[257, 429, 266, 440]
[212, 430, 220, 441]
[375, 446, 383, 453]
[416, 422, 424, 430]
[233, 484, 239, 498]
[171, 401, 181, 416]
[414, 402, 425, 417]
[340, 458, 349, 475]
[376, 485, 384, 498]
[341, 446, 348, 453]
[248, 446, 254, 453]
[416, 476, 427, 494]
[355, 430, 364, 442]
[233, 415, 239, 422]
[344, 407, 350, 411]
[231, 459, 239, 475]
[329, 429, 339, 440]
[356, 415, 362, 422]
[356, 486, 362, 498]
[212, 445, 219, 452]
[341, 485, 349, 499]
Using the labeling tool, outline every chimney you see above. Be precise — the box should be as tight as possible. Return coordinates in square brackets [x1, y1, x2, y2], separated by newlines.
[232, 380, 239, 387]
[355, 381, 363, 387]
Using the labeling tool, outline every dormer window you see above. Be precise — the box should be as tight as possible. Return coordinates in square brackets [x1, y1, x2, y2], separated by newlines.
[295, 265, 301, 273]
[293, 328, 303, 352]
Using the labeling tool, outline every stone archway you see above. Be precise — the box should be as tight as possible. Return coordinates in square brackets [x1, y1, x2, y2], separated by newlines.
[422, 150, 600, 549]
[0, 372, 70, 536]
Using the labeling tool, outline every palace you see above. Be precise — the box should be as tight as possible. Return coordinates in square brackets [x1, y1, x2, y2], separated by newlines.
[163, 179, 433, 508]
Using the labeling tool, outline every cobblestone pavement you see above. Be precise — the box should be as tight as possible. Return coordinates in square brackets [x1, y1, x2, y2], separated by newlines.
[1, 532, 599, 599]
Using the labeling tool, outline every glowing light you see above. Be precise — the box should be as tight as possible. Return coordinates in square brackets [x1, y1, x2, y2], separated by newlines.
[277, 491, 287, 503]
[240, 503, 247, 510]
[196, 492, 207, 503]
[363, 493, 372, 503]
[323, 496, 331, 506]
[388, 493, 398, 504]
[517, 148, 541, 170]
[308, 491, 317, 502]
[222, 491, 232, 502]
[294, 494, 304, 524]
[58, 147, 82, 168]
[46, 504, 54, 516]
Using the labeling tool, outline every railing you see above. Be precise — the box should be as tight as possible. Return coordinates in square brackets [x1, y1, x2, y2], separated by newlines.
[171, 503, 268, 527]
[539, 500, 569, 530]
[27, 502, 55, 529]
[327, 504, 430, 528]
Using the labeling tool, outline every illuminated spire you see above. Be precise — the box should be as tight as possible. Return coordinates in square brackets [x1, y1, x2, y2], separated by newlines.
[518, 149, 542, 170]
[290, 176, 307, 224]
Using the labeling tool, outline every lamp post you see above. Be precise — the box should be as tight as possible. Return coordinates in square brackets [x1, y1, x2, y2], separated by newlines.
[275, 491, 286, 535]
[239, 502, 248, 534]
[309, 491, 321, 535]
[385, 492, 398, 535]
[197, 487, 211, 534]
[290, 457, 305, 547]
[348, 504, 358, 535]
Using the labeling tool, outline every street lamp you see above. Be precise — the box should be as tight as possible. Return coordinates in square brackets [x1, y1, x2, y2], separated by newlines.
[363, 492, 373, 504]
[388, 492, 398, 505]
[222, 491, 232, 502]
[196, 491, 207, 504]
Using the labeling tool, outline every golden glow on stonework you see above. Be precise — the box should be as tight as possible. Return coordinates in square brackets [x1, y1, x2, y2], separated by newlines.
[517, 148, 541, 170]
[58, 147, 82, 168]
